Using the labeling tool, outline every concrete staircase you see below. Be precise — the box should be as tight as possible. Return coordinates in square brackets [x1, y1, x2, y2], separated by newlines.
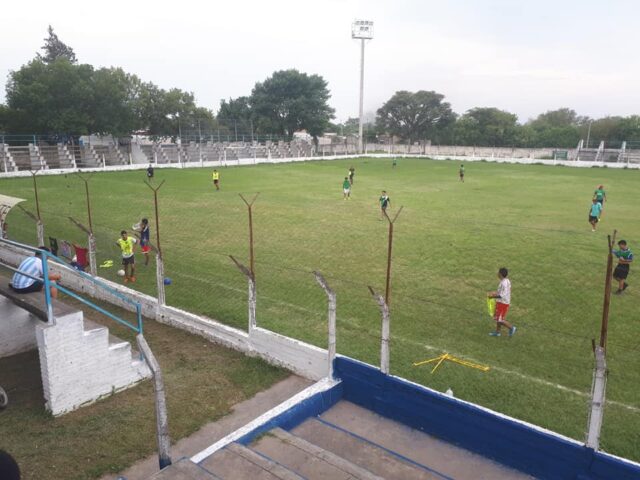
[0, 282, 150, 416]
[154, 401, 530, 479]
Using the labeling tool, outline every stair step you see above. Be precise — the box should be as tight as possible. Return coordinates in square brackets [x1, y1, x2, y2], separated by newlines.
[293, 418, 444, 480]
[252, 428, 383, 480]
[321, 401, 531, 479]
[200, 442, 303, 480]
[150, 458, 219, 479]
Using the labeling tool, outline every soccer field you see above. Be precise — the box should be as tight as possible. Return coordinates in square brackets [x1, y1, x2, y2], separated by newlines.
[2, 158, 639, 460]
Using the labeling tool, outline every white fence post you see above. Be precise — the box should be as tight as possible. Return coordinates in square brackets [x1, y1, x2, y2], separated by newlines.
[156, 253, 166, 309]
[586, 346, 607, 450]
[136, 334, 172, 470]
[230, 256, 256, 332]
[369, 286, 390, 374]
[314, 271, 337, 379]
[88, 233, 97, 276]
[36, 220, 45, 247]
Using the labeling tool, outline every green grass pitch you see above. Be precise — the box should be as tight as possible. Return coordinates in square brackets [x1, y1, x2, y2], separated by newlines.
[1, 157, 639, 460]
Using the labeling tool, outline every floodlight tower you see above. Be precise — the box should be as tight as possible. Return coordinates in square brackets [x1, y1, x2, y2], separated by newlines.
[352, 20, 374, 154]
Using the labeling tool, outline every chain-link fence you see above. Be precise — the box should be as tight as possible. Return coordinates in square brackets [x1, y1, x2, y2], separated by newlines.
[2, 165, 639, 463]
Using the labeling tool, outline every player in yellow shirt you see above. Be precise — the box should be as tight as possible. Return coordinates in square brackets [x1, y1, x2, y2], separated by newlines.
[212, 169, 220, 190]
[116, 230, 137, 283]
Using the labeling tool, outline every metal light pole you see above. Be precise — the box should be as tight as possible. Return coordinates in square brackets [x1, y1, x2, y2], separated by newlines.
[586, 121, 593, 149]
[352, 20, 374, 154]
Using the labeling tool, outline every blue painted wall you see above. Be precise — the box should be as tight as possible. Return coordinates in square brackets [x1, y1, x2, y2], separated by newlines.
[236, 382, 343, 446]
[334, 356, 640, 480]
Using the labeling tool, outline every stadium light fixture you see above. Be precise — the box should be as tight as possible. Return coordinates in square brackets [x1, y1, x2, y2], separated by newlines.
[352, 20, 373, 154]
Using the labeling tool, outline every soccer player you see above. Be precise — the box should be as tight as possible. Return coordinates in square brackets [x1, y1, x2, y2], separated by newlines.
[588, 199, 602, 232]
[392, 158, 397, 169]
[138, 218, 151, 266]
[10, 247, 61, 298]
[212, 169, 220, 190]
[613, 240, 633, 294]
[379, 191, 390, 219]
[146, 164, 154, 180]
[459, 164, 465, 182]
[487, 267, 516, 337]
[342, 177, 351, 200]
[116, 230, 137, 283]
[593, 185, 606, 208]
[348, 166, 355, 185]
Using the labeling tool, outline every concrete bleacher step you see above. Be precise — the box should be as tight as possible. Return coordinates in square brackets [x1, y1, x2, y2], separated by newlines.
[149, 458, 219, 479]
[251, 427, 383, 480]
[292, 417, 446, 480]
[320, 401, 532, 480]
[200, 442, 303, 480]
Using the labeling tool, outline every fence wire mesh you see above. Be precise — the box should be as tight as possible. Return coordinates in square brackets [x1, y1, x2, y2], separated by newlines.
[2, 164, 639, 463]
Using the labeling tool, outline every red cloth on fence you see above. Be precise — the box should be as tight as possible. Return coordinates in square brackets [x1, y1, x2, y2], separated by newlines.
[73, 245, 89, 268]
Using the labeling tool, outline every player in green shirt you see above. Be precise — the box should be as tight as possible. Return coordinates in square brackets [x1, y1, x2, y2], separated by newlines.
[613, 240, 633, 294]
[459, 164, 465, 182]
[379, 191, 390, 219]
[342, 177, 351, 200]
[593, 185, 606, 207]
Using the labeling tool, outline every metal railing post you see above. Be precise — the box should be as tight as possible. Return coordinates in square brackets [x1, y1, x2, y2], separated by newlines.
[41, 250, 55, 325]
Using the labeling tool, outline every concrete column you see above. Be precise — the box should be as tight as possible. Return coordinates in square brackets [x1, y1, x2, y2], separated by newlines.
[88, 233, 97, 276]
[586, 346, 607, 450]
[36, 220, 45, 247]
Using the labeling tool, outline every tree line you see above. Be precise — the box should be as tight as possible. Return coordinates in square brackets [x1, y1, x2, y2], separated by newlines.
[0, 27, 334, 142]
[333, 92, 640, 148]
[1, 27, 639, 148]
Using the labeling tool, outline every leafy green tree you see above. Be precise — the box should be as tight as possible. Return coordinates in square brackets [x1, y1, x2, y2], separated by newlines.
[453, 107, 519, 146]
[91, 67, 141, 136]
[5, 58, 94, 133]
[0, 104, 9, 133]
[37, 25, 77, 64]
[615, 116, 640, 141]
[217, 96, 252, 136]
[376, 91, 455, 143]
[250, 69, 334, 139]
[529, 108, 585, 128]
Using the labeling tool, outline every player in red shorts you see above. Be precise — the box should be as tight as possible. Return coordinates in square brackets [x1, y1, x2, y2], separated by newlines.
[137, 218, 151, 266]
[487, 267, 516, 337]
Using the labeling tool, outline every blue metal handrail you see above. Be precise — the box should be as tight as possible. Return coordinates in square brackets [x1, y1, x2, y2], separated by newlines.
[0, 238, 143, 334]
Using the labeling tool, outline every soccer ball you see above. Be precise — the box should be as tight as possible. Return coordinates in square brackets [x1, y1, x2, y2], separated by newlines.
[117, 269, 126, 277]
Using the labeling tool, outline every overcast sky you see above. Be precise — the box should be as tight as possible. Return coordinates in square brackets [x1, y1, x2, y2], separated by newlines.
[2, 0, 639, 123]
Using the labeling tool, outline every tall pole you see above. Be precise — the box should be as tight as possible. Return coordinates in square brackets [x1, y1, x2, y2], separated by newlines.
[358, 38, 365, 154]
[586, 121, 593, 149]
[239, 193, 259, 278]
[31, 171, 45, 246]
[383, 206, 403, 305]
[600, 231, 617, 350]
[146, 180, 166, 258]
[76, 173, 95, 233]
[31, 171, 41, 220]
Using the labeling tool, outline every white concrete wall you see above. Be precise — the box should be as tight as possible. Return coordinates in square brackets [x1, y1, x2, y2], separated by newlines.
[36, 310, 150, 415]
[0, 244, 329, 381]
[1, 151, 638, 179]
[0, 296, 39, 358]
